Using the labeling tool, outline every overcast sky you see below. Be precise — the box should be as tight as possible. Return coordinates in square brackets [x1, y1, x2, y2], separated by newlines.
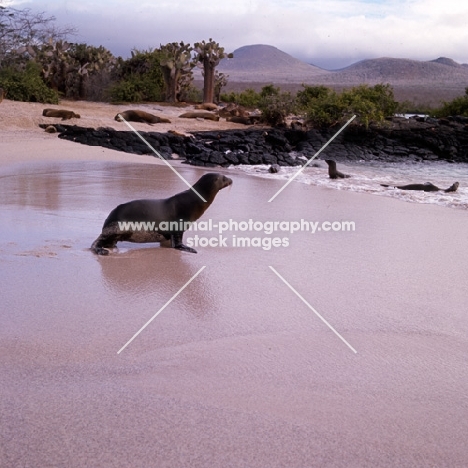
[5, 0, 468, 69]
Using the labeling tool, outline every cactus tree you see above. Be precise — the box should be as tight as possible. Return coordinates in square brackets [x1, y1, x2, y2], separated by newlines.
[193, 38, 232, 104]
[159, 42, 194, 103]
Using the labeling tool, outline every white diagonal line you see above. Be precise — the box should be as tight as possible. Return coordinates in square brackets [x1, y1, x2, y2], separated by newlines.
[269, 266, 357, 354]
[117, 114, 207, 202]
[117, 266, 206, 354]
[268, 114, 356, 202]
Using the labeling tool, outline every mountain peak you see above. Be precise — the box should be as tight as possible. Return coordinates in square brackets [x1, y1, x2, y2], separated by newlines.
[430, 57, 460, 67]
[218, 44, 329, 82]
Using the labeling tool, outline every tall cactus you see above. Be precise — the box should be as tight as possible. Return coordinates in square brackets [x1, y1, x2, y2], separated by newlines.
[214, 71, 228, 104]
[193, 38, 232, 104]
[34, 41, 115, 99]
[159, 42, 194, 102]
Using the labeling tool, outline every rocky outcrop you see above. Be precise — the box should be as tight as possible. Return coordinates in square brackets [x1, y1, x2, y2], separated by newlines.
[43, 115, 468, 166]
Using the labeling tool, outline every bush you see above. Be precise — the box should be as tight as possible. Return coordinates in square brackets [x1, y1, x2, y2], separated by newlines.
[0, 62, 59, 103]
[297, 85, 344, 127]
[221, 88, 262, 107]
[258, 91, 297, 126]
[298, 83, 398, 128]
[341, 84, 398, 127]
[108, 76, 164, 103]
[432, 88, 468, 117]
[108, 49, 165, 103]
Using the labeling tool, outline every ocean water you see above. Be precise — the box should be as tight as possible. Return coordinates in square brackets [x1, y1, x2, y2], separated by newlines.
[230, 159, 468, 210]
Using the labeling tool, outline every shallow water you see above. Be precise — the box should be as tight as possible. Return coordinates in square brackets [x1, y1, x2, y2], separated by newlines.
[232, 159, 468, 209]
[1, 160, 468, 468]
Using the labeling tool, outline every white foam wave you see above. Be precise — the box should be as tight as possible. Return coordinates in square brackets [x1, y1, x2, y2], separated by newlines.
[229, 160, 468, 210]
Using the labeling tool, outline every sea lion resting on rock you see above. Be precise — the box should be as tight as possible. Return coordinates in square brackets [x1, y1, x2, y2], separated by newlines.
[42, 108, 80, 120]
[179, 111, 220, 121]
[115, 110, 171, 125]
[91, 173, 232, 255]
[381, 182, 459, 192]
[325, 160, 350, 179]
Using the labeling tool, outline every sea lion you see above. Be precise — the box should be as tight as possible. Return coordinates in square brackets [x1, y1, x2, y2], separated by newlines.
[179, 111, 220, 121]
[115, 110, 171, 125]
[226, 116, 256, 125]
[42, 108, 81, 120]
[381, 182, 459, 192]
[218, 103, 249, 118]
[91, 173, 232, 255]
[195, 103, 218, 111]
[325, 160, 350, 179]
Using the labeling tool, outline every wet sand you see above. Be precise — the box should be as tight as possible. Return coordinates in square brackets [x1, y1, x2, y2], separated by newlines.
[1, 107, 468, 467]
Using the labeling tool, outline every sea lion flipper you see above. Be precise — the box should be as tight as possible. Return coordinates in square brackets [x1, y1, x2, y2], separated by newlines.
[174, 243, 197, 254]
[171, 233, 197, 253]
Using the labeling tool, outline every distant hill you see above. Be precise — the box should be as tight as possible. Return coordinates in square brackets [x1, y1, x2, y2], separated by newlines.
[217, 45, 468, 87]
[218, 44, 330, 82]
[321, 57, 468, 85]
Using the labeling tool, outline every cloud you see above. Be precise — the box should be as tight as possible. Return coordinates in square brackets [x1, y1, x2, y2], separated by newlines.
[7, 0, 468, 68]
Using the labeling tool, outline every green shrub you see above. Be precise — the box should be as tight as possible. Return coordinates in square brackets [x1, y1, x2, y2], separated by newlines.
[108, 49, 165, 103]
[0, 62, 58, 103]
[341, 84, 398, 127]
[108, 76, 164, 103]
[432, 88, 468, 117]
[221, 88, 261, 107]
[298, 83, 398, 128]
[258, 91, 297, 126]
[297, 85, 344, 127]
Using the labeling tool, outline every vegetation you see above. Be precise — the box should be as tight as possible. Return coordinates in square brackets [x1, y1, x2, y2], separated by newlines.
[296, 83, 398, 128]
[0, 61, 58, 103]
[0, 5, 76, 67]
[432, 87, 468, 117]
[222, 83, 399, 127]
[108, 49, 164, 103]
[222, 88, 262, 107]
[193, 38, 233, 104]
[5, 4, 467, 123]
[256, 85, 295, 126]
[158, 42, 194, 102]
[1, 5, 229, 104]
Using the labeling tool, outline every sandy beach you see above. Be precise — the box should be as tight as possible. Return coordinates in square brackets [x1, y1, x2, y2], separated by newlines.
[1, 99, 468, 467]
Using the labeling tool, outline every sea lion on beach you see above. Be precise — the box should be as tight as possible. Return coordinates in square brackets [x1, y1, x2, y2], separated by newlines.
[381, 182, 459, 192]
[195, 103, 218, 111]
[226, 116, 257, 125]
[115, 110, 171, 125]
[91, 173, 232, 255]
[179, 111, 220, 121]
[42, 108, 80, 120]
[325, 160, 350, 179]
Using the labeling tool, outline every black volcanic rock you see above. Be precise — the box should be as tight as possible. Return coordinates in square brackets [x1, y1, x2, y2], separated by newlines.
[48, 117, 468, 166]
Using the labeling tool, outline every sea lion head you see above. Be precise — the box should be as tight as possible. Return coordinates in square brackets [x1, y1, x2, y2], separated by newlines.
[200, 173, 233, 191]
[191, 173, 232, 202]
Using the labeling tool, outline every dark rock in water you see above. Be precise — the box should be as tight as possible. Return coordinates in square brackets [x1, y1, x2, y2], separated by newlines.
[44, 116, 468, 166]
[269, 164, 280, 173]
